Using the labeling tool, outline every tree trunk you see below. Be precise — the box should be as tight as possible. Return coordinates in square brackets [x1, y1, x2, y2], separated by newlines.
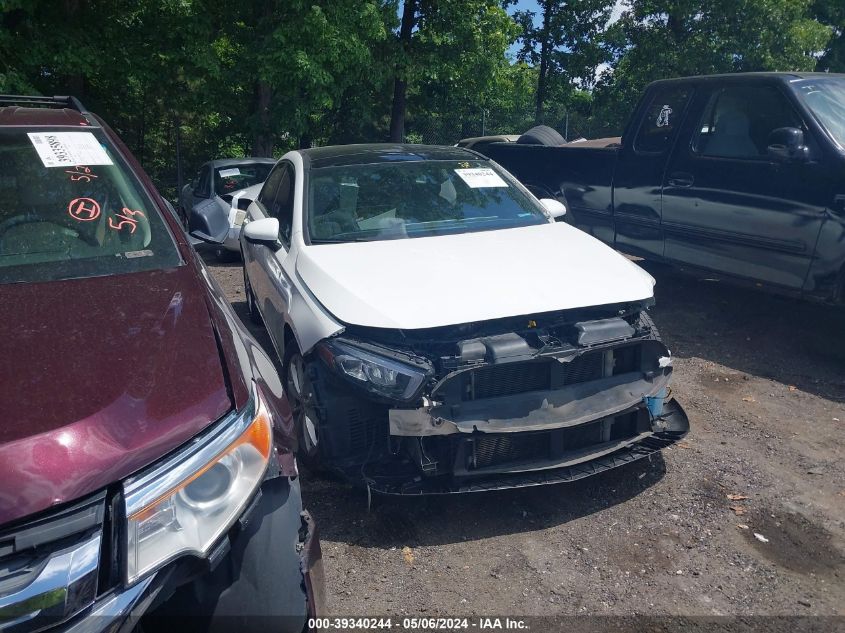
[252, 80, 274, 156]
[535, 40, 550, 123]
[389, 0, 418, 142]
[251, 1, 275, 156]
[534, 0, 553, 124]
[63, 0, 85, 97]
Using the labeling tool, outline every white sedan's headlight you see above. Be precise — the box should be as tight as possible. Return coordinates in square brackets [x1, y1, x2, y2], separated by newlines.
[122, 386, 272, 584]
[320, 340, 428, 402]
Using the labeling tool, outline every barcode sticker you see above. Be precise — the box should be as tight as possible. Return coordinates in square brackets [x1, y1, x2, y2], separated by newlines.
[454, 168, 508, 188]
[28, 132, 113, 168]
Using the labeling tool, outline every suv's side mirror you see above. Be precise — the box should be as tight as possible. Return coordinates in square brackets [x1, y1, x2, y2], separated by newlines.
[243, 217, 280, 249]
[767, 127, 810, 163]
[540, 198, 567, 219]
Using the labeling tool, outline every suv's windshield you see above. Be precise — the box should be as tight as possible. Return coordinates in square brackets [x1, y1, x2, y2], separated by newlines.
[0, 128, 181, 284]
[793, 78, 845, 149]
[214, 162, 273, 195]
[307, 160, 547, 243]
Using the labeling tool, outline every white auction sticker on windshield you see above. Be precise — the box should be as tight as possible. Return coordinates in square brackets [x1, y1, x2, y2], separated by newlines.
[218, 167, 241, 177]
[454, 168, 508, 188]
[28, 132, 113, 168]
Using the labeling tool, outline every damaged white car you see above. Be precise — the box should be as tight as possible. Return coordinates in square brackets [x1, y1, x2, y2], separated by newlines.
[235, 144, 688, 494]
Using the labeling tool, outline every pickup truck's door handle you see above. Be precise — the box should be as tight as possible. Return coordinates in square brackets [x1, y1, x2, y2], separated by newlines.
[667, 172, 694, 188]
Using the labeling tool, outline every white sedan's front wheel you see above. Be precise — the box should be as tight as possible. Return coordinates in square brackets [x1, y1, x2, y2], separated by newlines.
[283, 346, 323, 469]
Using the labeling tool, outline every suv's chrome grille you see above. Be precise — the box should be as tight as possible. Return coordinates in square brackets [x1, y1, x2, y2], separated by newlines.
[0, 494, 105, 633]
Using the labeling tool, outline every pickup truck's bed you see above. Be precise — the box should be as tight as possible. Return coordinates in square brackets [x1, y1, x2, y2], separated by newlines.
[483, 142, 619, 243]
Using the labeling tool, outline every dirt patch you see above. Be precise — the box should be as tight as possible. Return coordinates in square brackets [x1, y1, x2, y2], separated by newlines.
[361, 505, 421, 547]
[701, 370, 750, 395]
[742, 507, 845, 577]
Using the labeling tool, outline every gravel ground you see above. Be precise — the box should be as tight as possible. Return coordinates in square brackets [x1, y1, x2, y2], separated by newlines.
[204, 249, 844, 619]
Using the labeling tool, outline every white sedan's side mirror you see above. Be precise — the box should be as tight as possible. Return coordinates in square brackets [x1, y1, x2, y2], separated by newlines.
[243, 217, 280, 245]
[540, 198, 567, 219]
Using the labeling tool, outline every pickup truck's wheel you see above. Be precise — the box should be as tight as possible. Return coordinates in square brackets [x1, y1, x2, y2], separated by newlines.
[243, 270, 263, 325]
[517, 124, 566, 146]
[283, 345, 323, 470]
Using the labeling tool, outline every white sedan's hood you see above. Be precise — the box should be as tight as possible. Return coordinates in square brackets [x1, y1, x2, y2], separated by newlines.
[296, 222, 654, 330]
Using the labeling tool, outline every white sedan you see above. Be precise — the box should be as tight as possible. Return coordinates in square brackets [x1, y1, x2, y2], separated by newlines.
[240, 144, 688, 494]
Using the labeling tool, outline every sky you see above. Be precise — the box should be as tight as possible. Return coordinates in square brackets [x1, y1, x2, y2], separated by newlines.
[506, 0, 628, 62]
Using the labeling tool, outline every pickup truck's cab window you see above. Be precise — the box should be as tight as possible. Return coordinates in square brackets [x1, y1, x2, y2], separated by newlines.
[634, 86, 691, 154]
[792, 78, 845, 149]
[693, 86, 803, 159]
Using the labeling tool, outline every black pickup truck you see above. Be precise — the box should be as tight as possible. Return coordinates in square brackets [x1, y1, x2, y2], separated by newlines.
[474, 72, 845, 304]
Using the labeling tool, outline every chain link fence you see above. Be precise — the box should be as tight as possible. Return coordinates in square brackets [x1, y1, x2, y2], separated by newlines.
[405, 106, 621, 146]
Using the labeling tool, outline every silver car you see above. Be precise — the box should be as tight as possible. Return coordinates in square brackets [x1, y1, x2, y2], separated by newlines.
[179, 158, 275, 260]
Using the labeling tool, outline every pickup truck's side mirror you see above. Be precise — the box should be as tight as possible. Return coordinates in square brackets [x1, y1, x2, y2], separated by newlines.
[767, 127, 810, 163]
[540, 198, 567, 219]
[243, 217, 281, 249]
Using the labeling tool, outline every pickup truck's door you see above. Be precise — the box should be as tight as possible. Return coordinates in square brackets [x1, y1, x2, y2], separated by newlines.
[613, 84, 694, 259]
[661, 83, 828, 291]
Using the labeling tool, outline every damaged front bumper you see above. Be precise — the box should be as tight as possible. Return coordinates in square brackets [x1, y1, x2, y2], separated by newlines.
[318, 312, 689, 495]
[375, 399, 688, 495]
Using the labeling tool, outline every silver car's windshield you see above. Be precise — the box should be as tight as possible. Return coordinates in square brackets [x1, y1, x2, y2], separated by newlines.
[306, 160, 547, 244]
[793, 78, 845, 149]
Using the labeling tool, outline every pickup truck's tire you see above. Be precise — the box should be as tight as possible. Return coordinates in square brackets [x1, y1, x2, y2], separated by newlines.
[517, 125, 565, 146]
[283, 344, 324, 471]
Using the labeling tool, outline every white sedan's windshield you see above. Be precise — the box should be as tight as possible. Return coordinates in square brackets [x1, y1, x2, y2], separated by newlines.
[794, 78, 845, 149]
[306, 160, 547, 243]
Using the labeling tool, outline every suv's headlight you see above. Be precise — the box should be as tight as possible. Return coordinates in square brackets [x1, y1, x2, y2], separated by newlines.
[122, 386, 272, 584]
[320, 340, 428, 402]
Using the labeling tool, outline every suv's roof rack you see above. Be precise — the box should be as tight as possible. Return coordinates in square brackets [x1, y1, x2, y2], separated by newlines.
[0, 95, 88, 113]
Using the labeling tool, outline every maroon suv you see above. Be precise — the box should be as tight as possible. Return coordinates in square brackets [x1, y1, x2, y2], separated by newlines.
[0, 96, 324, 632]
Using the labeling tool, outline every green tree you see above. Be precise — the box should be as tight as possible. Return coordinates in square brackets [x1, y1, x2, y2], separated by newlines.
[814, 0, 845, 71]
[514, 0, 615, 124]
[593, 0, 832, 134]
[388, 0, 519, 142]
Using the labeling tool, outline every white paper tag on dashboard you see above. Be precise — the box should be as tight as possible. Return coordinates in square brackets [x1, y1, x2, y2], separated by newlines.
[218, 167, 241, 178]
[454, 168, 508, 188]
[28, 132, 113, 168]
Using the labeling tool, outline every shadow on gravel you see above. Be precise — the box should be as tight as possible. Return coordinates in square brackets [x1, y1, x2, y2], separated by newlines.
[301, 454, 666, 549]
[642, 263, 845, 402]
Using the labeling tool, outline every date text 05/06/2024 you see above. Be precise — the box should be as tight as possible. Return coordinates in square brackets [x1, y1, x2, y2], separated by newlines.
[307, 618, 529, 631]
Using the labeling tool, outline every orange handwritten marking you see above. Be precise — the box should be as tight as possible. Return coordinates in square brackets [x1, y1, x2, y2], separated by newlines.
[68, 197, 101, 221]
[66, 166, 98, 183]
[108, 207, 145, 233]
